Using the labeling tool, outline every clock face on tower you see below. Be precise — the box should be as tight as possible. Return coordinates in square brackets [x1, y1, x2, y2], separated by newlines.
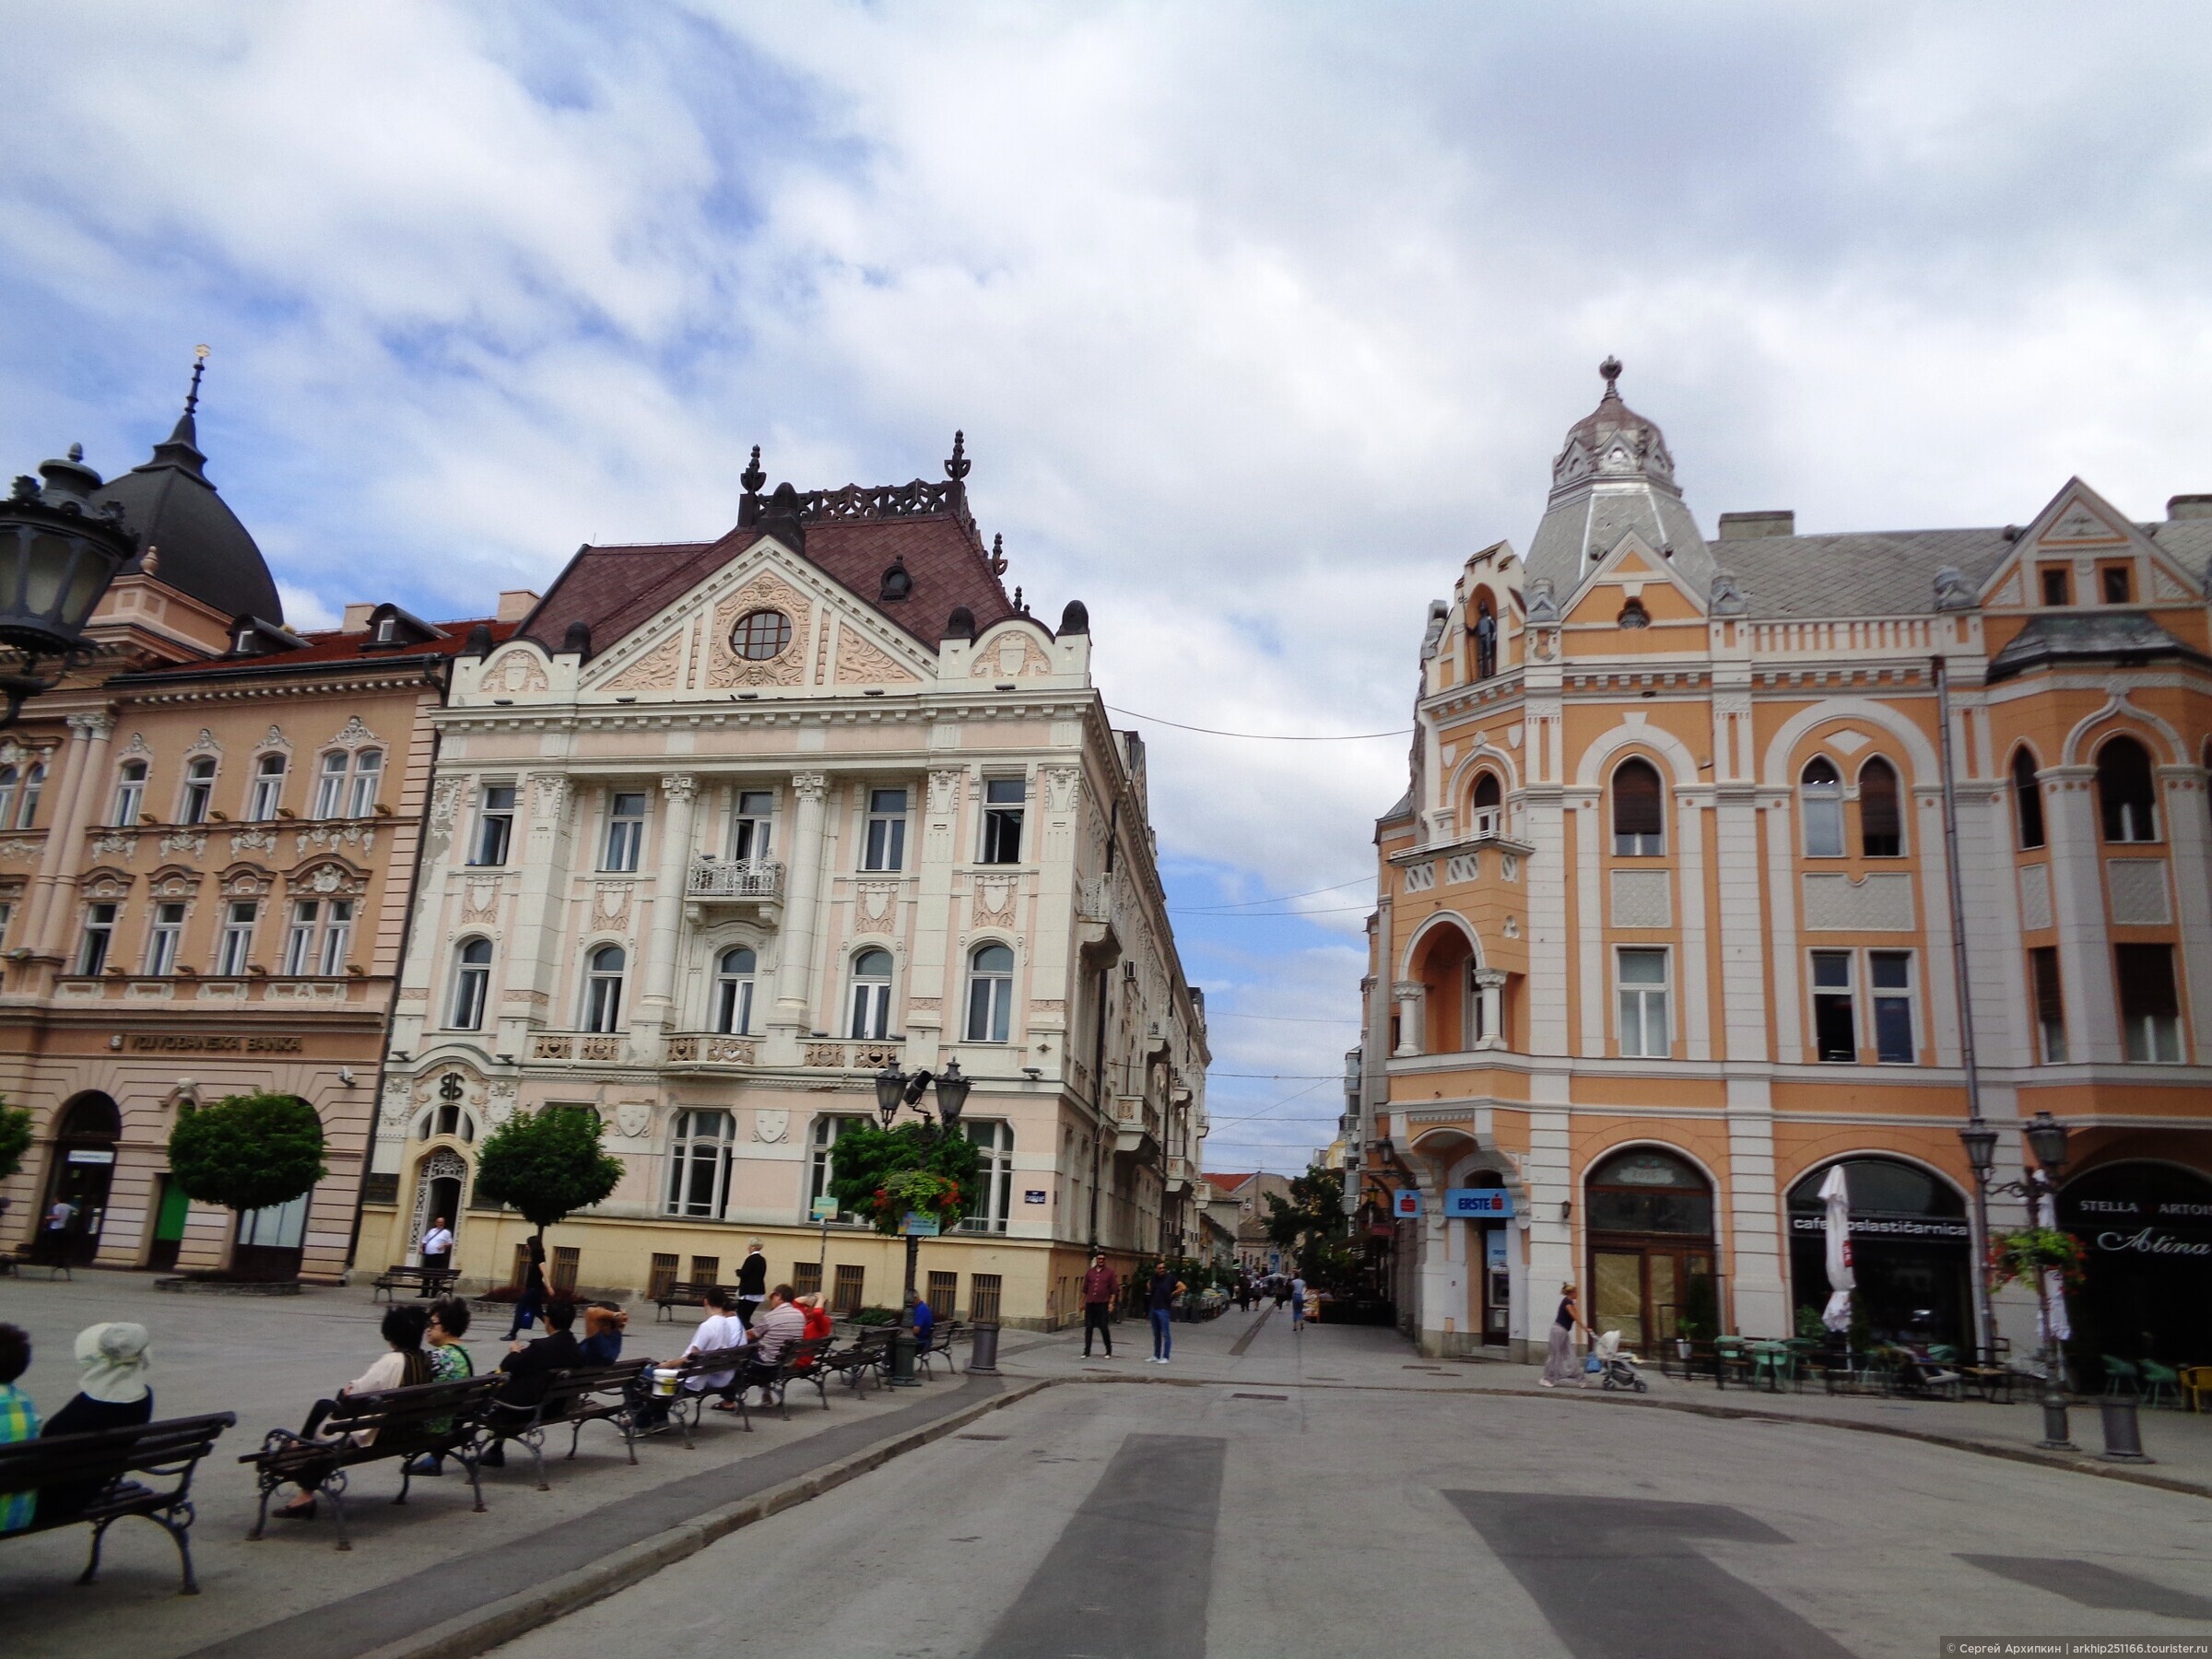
[732, 608, 792, 661]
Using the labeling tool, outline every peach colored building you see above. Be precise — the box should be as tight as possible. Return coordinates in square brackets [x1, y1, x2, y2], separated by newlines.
[0, 395, 514, 1282]
[1358, 361, 2212, 1378]
[356, 442, 1207, 1326]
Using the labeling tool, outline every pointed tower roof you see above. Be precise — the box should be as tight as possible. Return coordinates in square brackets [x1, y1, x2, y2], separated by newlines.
[1524, 358, 1712, 604]
[97, 348, 282, 623]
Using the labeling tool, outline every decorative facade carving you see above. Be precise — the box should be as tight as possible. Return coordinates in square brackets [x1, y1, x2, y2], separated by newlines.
[710, 574, 811, 688]
[928, 768, 962, 817]
[661, 772, 698, 804]
[856, 880, 898, 924]
[528, 773, 570, 819]
[1042, 767, 1079, 815]
[594, 882, 633, 925]
[753, 1108, 788, 1143]
[834, 627, 919, 685]
[158, 830, 207, 858]
[297, 822, 375, 857]
[330, 715, 379, 748]
[484, 649, 550, 696]
[972, 877, 1017, 926]
[462, 879, 500, 923]
[228, 826, 280, 855]
[792, 771, 828, 801]
[605, 630, 686, 693]
[971, 631, 1054, 677]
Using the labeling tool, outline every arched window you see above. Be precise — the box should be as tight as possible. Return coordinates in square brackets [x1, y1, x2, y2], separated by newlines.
[582, 944, 626, 1032]
[451, 937, 492, 1030]
[2096, 735, 2159, 842]
[2011, 747, 2045, 849]
[0, 768, 18, 830]
[966, 943, 1016, 1043]
[1801, 758, 1844, 857]
[715, 946, 757, 1035]
[959, 1121, 1015, 1233]
[347, 749, 383, 818]
[1611, 759, 1664, 855]
[112, 759, 147, 827]
[1858, 757, 1902, 857]
[665, 1109, 736, 1218]
[248, 753, 287, 822]
[312, 751, 349, 818]
[18, 762, 43, 829]
[180, 757, 217, 825]
[1470, 771, 1503, 839]
[849, 948, 893, 1040]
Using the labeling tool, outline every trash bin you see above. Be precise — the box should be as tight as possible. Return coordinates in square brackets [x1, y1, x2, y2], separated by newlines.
[967, 1322, 1002, 1374]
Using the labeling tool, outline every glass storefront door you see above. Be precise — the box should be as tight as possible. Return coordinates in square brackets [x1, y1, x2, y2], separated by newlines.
[1587, 1147, 1717, 1351]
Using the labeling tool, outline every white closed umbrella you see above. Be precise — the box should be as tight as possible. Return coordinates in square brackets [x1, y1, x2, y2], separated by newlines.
[1819, 1165, 1855, 1333]
[2032, 1186, 2072, 1347]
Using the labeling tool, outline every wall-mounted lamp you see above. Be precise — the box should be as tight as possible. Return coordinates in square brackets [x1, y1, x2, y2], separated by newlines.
[1560, 1199, 1572, 1222]
[338, 1066, 357, 1087]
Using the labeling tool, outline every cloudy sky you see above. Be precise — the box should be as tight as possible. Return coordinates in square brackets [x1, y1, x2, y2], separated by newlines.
[6, 2, 2209, 1171]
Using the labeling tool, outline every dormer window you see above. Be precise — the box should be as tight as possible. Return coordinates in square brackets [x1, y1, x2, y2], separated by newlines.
[375, 616, 396, 643]
[1618, 597, 1651, 629]
[879, 559, 912, 602]
[2100, 565, 2132, 605]
[2040, 567, 2071, 606]
[359, 604, 445, 650]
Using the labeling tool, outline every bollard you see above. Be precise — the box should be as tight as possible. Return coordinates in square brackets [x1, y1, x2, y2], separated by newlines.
[967, 1321, 1002, 1375]
[2099, 1396, 2151, 1463]
[2037, 1395, 2077, 1451]
[888, 1325, 920, 1388]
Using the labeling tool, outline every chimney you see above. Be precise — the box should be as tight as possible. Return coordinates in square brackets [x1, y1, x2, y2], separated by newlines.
[341, 602, 375, 633]
[2167, 495, 2212, 521]
[497, 588, 541, 623]
[1717, 511, 1795, 540]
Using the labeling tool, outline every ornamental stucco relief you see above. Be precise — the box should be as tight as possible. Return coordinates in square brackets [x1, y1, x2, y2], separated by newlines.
[834, 627, 918, 685]
[604, 630, 686, 693]
[710, 575, 811, 688]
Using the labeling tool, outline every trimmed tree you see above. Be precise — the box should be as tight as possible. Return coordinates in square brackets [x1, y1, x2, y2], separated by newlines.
[0, 1100, 30, 1182]
[167, 1092, 328, 1274]
[471, 1104, 625, 1254]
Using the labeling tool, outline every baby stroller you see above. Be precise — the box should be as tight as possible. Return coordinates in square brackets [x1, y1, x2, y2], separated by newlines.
[1592, 1328, 1648, 1393]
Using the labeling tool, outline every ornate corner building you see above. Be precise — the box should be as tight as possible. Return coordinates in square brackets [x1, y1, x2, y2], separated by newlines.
[359, 441, 1207, 1326]
[1358, 362, 2212, 1377]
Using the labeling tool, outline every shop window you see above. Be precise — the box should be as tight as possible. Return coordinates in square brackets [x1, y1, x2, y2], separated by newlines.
[2030, 947, 2066, 1063]
[2096, 737, 2159, 843]
[1786, 1159, 1971, 1350]
[1586, 1148, 1712, 1234]
[2011, 748, 2045, 849]
[832, 1263, 866, 1314]
[112, 760, 147, 828]
[849, 948, 893, 1040]
[451, 938, 492, 1029]
[180, 758, 217, 825]
[145, 902, 185, 976]
[715, 947, 757, 1034]
[1801, 758, 1844, 857]
[237, 1194, 308, 1250]
[1611, 759, 1665, 855]
[1811, 950, 1855, 1061]
[2116, 944, 2183, 1063]
[582, 944, 626, 1031]
[1470, 772, 1502, 839]
[731, 790, 774, 863]
[1869, 951, 1915, 1063]
[981, 778, 1026, 864]
[665, 1109, 736, 1218]
[864, 788, 908, 871]
[471, 784, 516, 866]
[959, 1121, 1014, 1233]
[247, 753, 287, 821]
[1616, 948, 1669, 1058]
[966, 944, 1015, 1042]
[602, 792, 645, 871]
[1858, 759, 1902, 857]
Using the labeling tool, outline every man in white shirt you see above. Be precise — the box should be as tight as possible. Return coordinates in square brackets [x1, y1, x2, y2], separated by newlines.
[419, 1218, 455, 1277]
[677, 1288, 749, 1405]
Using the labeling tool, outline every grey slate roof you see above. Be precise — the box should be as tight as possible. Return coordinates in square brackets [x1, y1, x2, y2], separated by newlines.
[1713, 527, 2015, 620]
[1986, 611, 2210, 682]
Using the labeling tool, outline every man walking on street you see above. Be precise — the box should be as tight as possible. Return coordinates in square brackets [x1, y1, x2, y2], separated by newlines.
[1081, 1253, 1119, 1358]
[419, 1217, 454, 1279]
[1145, 1260, 1184, 1364]
[1289, 1271, 1308, 1332]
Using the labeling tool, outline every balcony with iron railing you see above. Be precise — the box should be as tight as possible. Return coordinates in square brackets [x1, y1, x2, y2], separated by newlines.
[687, 858, 784, 902]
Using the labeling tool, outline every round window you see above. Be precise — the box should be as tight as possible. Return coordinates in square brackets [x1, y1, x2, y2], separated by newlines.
[732, 609, 793, 660]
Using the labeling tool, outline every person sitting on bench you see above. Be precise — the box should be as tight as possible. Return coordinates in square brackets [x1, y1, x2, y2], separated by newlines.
[729, 1286, 804, 1410]
[277, 1305, 430, 1517]
[481, 1301, 580, 1466]
[0, 1324, 35, 1534]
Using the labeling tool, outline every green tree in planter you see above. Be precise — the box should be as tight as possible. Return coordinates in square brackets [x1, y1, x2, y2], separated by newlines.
[0, 1100, 30, 1182]
[827, 1123, 982, 1234]
[167, 1093, 328, 1267]
[471, 1105, 625, 1252]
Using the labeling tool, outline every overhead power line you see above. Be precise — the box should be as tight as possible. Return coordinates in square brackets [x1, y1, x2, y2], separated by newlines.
[1106, 704, 1411, 741]
[1171, 902, 1373, 919]
[1174, 876, 1374, 913]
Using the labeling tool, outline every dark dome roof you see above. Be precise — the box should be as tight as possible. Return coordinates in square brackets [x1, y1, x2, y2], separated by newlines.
[97, 410, 281, 623]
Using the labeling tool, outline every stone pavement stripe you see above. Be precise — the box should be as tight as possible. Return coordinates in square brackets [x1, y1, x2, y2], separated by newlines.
[972, 1433, 1227, 1659]
[1956, 1555, 2212, 1619]
[1227, 1307, 1271, 1357]
[1445, 1491, 1856, 1659]
[178, 1374, 1017, 1659]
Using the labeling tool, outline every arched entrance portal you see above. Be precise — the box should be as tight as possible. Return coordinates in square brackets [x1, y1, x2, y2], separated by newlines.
[1786, 1159, 1971, 1347]
[1586, 1147, 1716, 1352]
[2057, 1162, 2212, 1382]
[411, 1148, 468, 1264]
[42, 1093, 121, 1265]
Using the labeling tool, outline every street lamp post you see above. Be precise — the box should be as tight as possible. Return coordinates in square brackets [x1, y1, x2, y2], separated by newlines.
[1960, 1111, 2074, 1450]
[869, 1058, 970, 1388]
[0, 447, 137, 727]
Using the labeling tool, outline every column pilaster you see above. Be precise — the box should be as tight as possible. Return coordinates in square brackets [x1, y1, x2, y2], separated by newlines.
[635, 772, 698, 1037]
[766, 771, 829, 1063]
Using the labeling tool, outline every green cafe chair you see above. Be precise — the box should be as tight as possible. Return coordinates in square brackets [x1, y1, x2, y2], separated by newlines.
[2101, 1355, 2141, 1398]
[2137, 1359, 2180, 1409]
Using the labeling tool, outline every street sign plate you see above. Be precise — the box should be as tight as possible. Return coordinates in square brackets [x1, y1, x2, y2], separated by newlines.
[1392, 1189, 1421, 1218]
[900, 1213, 940, 1236]
[810, 1196, 839, 1221]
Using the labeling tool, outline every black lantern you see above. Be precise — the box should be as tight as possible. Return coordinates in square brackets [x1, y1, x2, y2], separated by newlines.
[0, 447, 135, 725]
[2025, 1111, 2070, 1178]
[1959, 1124, 1999, 1183]
[873, 1062, 907, 1129]
[933, 1059, 971, 1130]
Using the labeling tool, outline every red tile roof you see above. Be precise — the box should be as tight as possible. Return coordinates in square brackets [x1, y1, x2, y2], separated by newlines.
[521, 510, 1022, 657]
[113, 618, 520, 685]
[1204, 1171, 1259, 1194]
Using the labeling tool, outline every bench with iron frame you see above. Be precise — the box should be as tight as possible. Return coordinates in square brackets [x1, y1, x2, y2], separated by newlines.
[644, 1347, 752, 1446]
[370, 1263, 460, 1303]
[743, 1336, 834, 1418]
[653, 1280, 733, 1322]
[480, 1359, 651, 1489]
[916, 1319, 966, 1380]
[819, 1327, 895, 1395]
[243, 1373, 504, 1550]
[0, 1411, 234, 1594]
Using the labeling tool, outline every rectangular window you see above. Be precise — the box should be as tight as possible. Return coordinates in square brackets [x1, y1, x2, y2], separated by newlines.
[471, 784, 516, 866]
[319, 899, 353, 975]
[1616, 948, 1670, 1058]
[112, 767, 146, 828]
[313, 752, 347, 818]
[2116, 944, 2183, 1063]
[1811, 950, 1856, 1062]
[689, 1255, 721, 1287]
[926, 1270, 958, 1320]
[981, 777, 1026, 864]
[347, 750, 383, 818]
[246, 758, 285, 821]
[180, 760, 215, 825]
[550, 1246, 580, 1296]
[864, 788, 908, 871]
[218, 900, 257, 976]
[0, 900, 12, 950]
[284, 900, 320, 976]
[2101, 564, 2132, 604]
[731, 790, 774, 863]
[1869, 950, 1915, 1063]
[145, 901, 185, 976]
[969, 1273, 1003, 1324]
[603, 792, 645, 871]
[2041, 566, 2071, 606]
[792, 1261, 822, 1300]
[648, 1253, 680, 1301]
[2030, 947, 2067, 1063]
[832, 1263, 865, 1315]
[77, 903, 117, 975]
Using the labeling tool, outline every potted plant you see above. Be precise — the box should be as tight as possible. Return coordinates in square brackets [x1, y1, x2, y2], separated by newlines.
[1986, 1225, 2088, 1291]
